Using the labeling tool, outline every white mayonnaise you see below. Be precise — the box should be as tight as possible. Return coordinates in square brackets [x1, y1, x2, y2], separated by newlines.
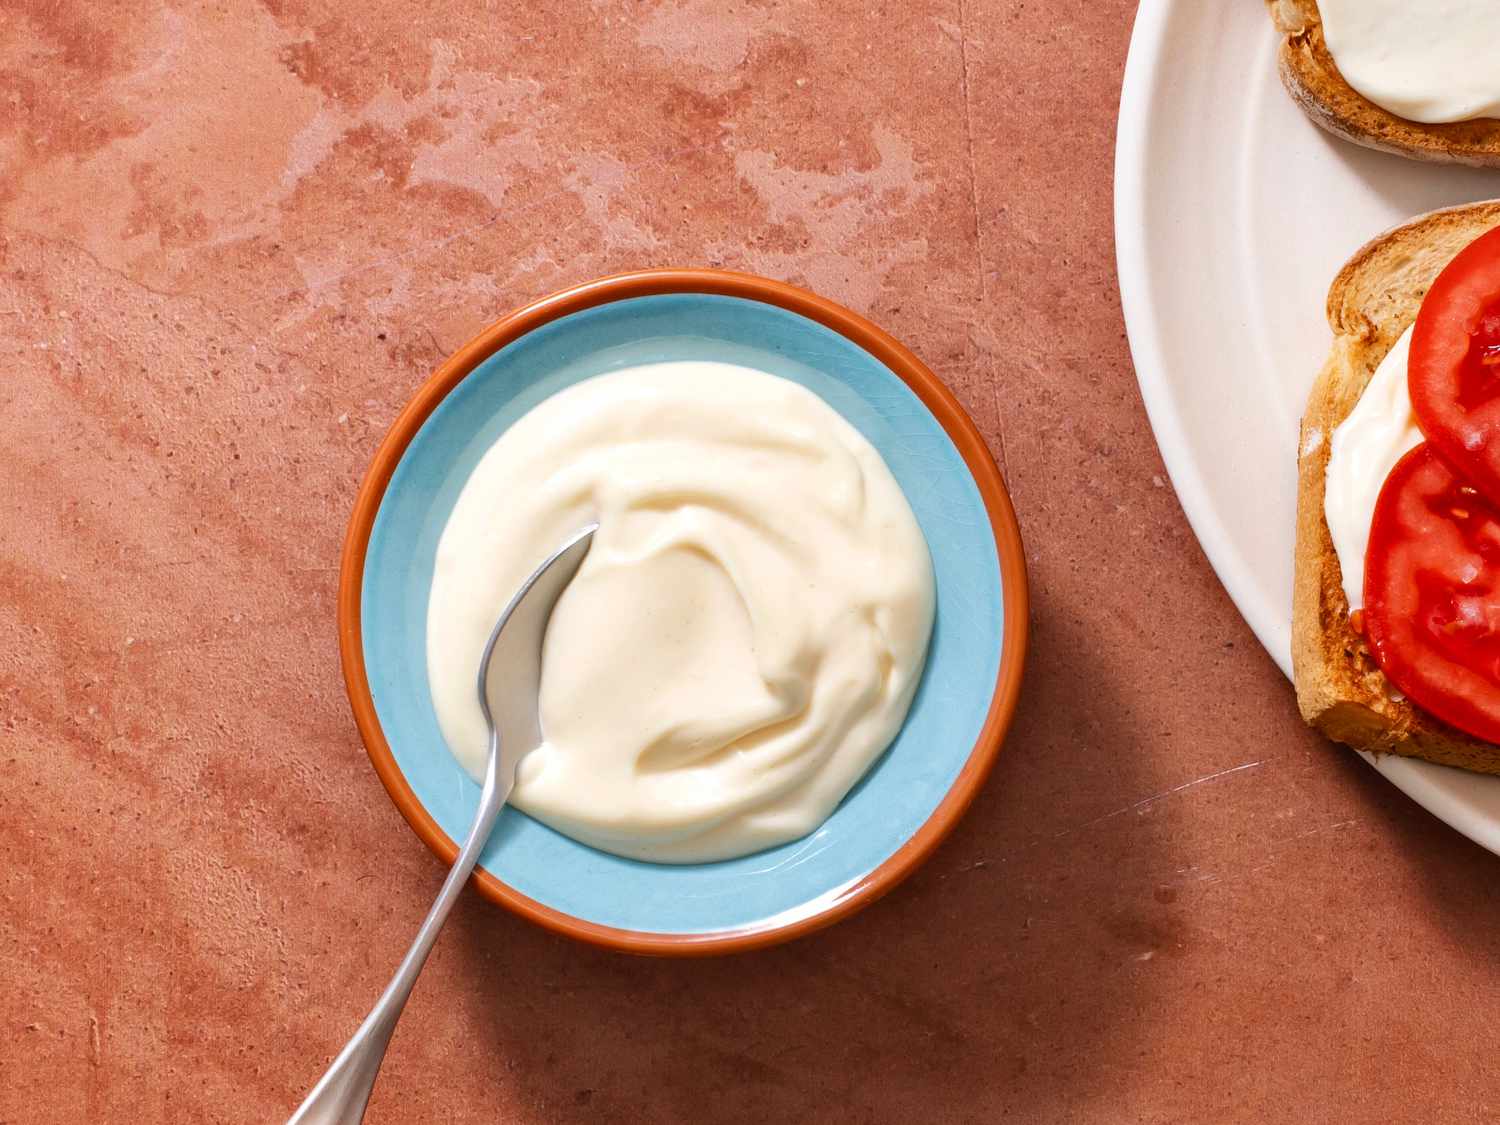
[1324, 326, 1424, 611]
[426, 362, 935, 863]
[1319, 0, 1500, 124]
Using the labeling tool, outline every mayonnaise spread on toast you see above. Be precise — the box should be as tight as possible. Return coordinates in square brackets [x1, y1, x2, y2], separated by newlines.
[426, 362, 935, 864]
[1320, 1, 1500, 124]
[1325, 326, 1423, 611]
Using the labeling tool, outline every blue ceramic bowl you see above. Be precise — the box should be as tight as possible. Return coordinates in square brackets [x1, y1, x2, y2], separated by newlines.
[339, 270, 1027, 955]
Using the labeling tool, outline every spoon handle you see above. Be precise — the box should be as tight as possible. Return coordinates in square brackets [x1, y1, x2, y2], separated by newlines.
[287, 740, 509, 1125]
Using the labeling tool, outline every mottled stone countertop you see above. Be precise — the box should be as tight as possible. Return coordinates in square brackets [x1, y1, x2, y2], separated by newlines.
[3, 2, 1496, 1122]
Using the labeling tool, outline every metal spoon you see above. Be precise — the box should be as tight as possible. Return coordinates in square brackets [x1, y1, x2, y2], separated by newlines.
[289, 523, 598, 1125]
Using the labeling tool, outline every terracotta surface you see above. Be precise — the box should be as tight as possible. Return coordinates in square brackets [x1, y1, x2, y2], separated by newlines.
[3, 2, 1498, 1122]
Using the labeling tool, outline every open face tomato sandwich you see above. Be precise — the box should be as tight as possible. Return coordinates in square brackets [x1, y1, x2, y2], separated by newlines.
[1294, 200, 1500, 773]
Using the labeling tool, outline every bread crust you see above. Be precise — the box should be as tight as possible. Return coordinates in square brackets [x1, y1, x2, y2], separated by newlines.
[1293, 200, 1500, 774]
[1267, 0, 1500, 168]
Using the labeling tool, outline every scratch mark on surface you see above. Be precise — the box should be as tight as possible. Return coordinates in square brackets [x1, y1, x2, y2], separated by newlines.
[940, 857, 989, 879]
[1054, 759, 1267, 839]
[1199, 818, 1361, 890]
[953, 0, 1009, 481]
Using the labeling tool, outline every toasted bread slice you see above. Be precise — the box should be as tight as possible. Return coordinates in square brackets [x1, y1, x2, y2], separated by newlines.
[1293, 200, 1500, 774]
[1267, 0, 1500, 168]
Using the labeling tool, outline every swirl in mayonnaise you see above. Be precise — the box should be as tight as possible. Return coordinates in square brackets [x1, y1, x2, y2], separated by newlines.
[426, 362, 935, 863]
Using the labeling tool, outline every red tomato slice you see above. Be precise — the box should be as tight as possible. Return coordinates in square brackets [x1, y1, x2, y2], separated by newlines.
[1364, 443, 1500, 744]
[1409, 224, 1500, 500]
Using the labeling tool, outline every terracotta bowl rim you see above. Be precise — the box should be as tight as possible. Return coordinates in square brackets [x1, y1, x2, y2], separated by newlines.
[337, 267, 1030, 956]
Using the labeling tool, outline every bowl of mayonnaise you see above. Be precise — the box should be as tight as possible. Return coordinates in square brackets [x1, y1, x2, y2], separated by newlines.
[339, 269, 1027, 954]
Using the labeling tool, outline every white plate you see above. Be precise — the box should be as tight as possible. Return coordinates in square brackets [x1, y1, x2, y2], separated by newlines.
[1116, 0, 1500, 854]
